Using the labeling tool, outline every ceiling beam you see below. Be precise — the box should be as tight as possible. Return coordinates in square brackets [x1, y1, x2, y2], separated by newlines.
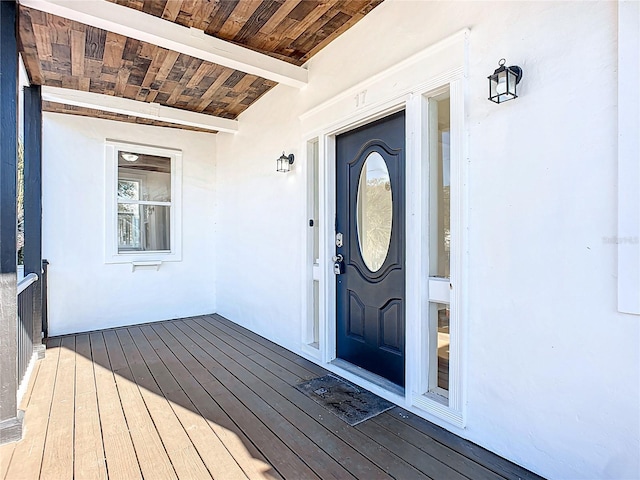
[20, 0, 308, 88]
[41, 86, 238, 133]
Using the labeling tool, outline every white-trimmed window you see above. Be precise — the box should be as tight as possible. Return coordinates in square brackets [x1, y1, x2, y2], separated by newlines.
[427, 91, 451, 402]
[304, 137, 321, 353]
[105, 141, 182, 263]
[408, 78, 465, 428]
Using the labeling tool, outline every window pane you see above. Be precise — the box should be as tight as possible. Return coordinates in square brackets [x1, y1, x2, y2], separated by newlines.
[118, 203, 140, 250]
[356, 151, 393, 272]
[117, 150, 171, 254]
[428, 301, 450, 400]
[435, 303, 450, 391]
[141, 205, 170, 251]
[429, 93, 451, 278]
[118, 151, 171, 202]
[313, 280, 320, 346]
[312, 140, 320, 263]
[118, 179, 139, 200]
[118, 205, 170, 252]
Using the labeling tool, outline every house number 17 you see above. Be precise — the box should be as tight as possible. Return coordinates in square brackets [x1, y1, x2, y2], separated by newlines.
[354, 90, 367, 108]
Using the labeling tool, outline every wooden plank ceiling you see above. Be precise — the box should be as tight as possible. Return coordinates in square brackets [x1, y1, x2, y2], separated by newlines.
[18, 0, 383, 132]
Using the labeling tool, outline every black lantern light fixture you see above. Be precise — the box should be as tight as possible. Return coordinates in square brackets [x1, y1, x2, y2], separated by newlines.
[277, 151, 295, 173]
[488, 58, 523, 104]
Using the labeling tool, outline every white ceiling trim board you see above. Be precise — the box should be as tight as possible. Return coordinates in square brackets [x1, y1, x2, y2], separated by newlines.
[42, 86, 239, 133]
[20, 0, 308, 89]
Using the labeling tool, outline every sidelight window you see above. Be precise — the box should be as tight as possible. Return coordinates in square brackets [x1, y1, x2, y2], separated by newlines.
[305, 138, 321, 351]
[428, 91, 451, 401]
[410, 78, 465, 427]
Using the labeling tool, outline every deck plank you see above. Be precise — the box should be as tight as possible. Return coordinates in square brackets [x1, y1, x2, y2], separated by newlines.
[192, 320, 458, 478]
[1, 316, 541, 480]
[40, 335, 75, 480]
[150, 322, 321, 480]
[138, 324, 280, 480]
[194, 317, 312, 384]
[0, 440, 15, 480]
[186, 317, 423, 479]
[89, 332, 142, 480]
[101, 330, 177, 480]
[178, 319, 385, 479]
[205, 315, 528, 479]
[73, 334, 107, 480]
[166, 320, 353, 479]
[209, 314, 327, 377]
[124, 326, 253, 480]
[356, 418, 467, 479]
[4, 338, 61, 480]
[114, 327, 213, 480]
[387, 407, 544, 480]
[370, 412, 503, 480]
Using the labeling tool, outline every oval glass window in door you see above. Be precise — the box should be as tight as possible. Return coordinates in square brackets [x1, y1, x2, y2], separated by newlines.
[356, 151, 393, 272]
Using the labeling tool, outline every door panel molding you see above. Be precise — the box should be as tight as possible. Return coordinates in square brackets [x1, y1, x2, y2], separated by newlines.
[336, 111, 406, 387]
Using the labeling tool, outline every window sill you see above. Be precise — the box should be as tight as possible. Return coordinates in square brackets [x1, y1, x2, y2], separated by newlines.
[104, 251, 182, 265]
[131, 261, 162, 272]
[412, 392, 464, 428]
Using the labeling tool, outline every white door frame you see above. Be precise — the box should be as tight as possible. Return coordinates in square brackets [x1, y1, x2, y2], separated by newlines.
[321, 101, 407, 366]
[300, 29, 469, 427]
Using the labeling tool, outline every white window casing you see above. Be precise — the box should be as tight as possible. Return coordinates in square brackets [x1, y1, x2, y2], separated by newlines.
[409, 78, 465, 427]
[105, 140, 183, 264]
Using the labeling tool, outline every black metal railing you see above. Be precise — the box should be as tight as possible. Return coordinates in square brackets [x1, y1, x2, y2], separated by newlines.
[16, 273, 37, 386]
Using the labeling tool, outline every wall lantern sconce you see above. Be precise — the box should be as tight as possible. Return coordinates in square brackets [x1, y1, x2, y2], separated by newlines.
[488, 58, 523, 104]
[277, 152, 295, 173]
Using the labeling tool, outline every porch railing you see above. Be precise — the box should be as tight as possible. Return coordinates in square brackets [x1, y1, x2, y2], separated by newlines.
[17, 273, 38, 386]
[15, 259, 48, 392]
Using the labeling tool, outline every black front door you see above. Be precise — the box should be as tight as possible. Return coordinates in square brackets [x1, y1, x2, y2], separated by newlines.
[335, 111, 405, 387]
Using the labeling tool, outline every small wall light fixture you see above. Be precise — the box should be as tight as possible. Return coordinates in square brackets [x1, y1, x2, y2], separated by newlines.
[277, 151, 295, 173]
[488, 59, 523, 104]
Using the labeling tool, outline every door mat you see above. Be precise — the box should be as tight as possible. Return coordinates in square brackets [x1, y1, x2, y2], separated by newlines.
[295, 374, 394, 426]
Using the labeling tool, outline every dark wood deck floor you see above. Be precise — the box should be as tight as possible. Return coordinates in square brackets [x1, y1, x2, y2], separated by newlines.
[0, 315, 542, 480]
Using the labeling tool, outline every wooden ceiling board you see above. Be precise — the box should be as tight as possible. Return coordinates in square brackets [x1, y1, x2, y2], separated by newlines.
[218, 1, 263, 40]
[19, 0, 383, 129]
[109, 0, 384, 65]
[43, 101, 216, 132]
[18, 5, 277, 120]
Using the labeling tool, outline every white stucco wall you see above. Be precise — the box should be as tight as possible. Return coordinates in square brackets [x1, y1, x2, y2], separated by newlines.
[213, 1, 640, 479]
[43, 114, 217, 336]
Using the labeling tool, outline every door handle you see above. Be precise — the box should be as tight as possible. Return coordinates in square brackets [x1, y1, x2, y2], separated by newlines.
[332, 254, 343, 263]
[333, 254, 344, 274]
